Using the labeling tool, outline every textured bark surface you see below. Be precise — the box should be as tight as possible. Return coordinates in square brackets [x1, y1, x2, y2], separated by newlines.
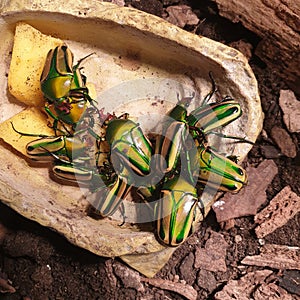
[213, 0, 300, 94]
[255, 186, 300, 238]
[241, 244, 300, 270]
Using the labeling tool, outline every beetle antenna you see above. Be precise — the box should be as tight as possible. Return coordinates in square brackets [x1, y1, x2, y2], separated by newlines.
[202, 72, 217, 105]
[11, 122, 50, 138]
[73, 52, 96, 70]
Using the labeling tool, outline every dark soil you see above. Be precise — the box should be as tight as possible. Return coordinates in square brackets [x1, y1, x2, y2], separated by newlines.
[1, 0, 299, 299]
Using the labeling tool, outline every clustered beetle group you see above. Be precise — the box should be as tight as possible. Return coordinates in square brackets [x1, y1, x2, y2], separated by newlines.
[14, 45, 251, 247]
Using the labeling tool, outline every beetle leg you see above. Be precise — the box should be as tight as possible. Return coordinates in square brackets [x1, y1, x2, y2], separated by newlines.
[72, 52, 95, 72]
[202, 71, 217, 105]
[44, 105, 73, 135]
[207, 131, 255, 145]
[118, 202, 127, 227]
[188, 125, 207, 144]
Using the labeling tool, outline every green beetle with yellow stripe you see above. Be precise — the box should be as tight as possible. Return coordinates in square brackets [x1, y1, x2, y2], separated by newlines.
[40, 44, 95, 133]
[186, 143, 248, 193]
[106, 118, 153, 177]
[155, 175, 200, 246]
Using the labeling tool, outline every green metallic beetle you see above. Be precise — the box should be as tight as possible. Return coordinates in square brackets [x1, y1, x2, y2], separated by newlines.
[155, 175, 205, 246]
[106, 118, 153, 178]
[198, 146, 247, 192]
[26, 135, 88, 162]
[11, 121, 112, 191]
[40, 44, 95, 133]
[187, 97, 242, 141]
[40, 44, 94, 103]
[52, 158, 115, 189]
[155, 96, 191, 174]
[186, 143, 248, 193]
[11, 121, 105, 166]
[90, 169, 133, 217]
